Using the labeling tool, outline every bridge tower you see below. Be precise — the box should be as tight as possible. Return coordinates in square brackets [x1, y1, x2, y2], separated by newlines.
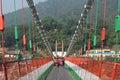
[55, 40, 64, 58]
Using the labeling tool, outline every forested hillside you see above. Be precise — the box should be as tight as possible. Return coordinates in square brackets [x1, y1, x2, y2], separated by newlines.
[3, 0, 119, 50]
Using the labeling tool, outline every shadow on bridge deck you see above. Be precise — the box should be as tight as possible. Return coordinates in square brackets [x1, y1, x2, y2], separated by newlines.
[46, 66, 74, 80]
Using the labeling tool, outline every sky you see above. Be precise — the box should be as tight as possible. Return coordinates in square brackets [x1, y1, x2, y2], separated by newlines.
[3, 0, 47, 14]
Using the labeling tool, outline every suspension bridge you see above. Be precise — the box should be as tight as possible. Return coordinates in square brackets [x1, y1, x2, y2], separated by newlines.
[0, 0, 120, 80]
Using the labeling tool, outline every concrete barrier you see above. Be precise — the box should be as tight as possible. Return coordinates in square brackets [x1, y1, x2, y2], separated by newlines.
[19, 61, 53, 80]
[65, 61, 100, 80]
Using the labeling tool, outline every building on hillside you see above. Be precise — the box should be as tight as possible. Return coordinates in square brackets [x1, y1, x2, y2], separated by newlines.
[86, 49, 120, 60]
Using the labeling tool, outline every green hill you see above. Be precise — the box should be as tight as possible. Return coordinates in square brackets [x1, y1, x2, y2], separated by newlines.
[4, 0, 86, 27]
[3, 0, 119, 51]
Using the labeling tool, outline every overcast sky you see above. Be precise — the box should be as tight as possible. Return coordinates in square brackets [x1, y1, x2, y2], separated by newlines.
[3, 0, 47, 14]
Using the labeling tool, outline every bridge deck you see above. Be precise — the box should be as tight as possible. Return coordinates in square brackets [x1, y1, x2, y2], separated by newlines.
[46, 66, 73, 80]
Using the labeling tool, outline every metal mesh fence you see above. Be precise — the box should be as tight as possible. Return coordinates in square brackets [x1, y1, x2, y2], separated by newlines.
[0, 57, 52, 80]
[66, 57, 120, 80]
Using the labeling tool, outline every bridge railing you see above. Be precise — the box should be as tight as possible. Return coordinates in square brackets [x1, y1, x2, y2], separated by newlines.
[0, 57, 52, 80]
[66, 57, 120, 80]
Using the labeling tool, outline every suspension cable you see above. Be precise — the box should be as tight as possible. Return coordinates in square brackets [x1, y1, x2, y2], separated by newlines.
[22, 0, 25, 33]
[114, 0, 120, 62]
[27, 8, 33, 56]
[32, 16, 35, 43]
[0, 0, 4, 61]
[90, 0, 94, 31]
[66, 0, 94, 57]
[22, 0, 27, 53]
[26, 0, 53, 55]
[87, 0, 93, 53]
[93, 0, 99, 47]
[14, 0, 19, 54]
[101, 0, 107, 43]
[118, 0, 120, 15]
[14, 1, 21, 78]
[94, 0, 99, 35]
[103, 0, 106, 27]
[14, 0, 17, 27]
[0, 0, 2, 14]
[28, 21, 32, 54]
[86, 15, 89, 41]
[31, 15, 37, 57]
[84, 15, 89, 52]
[0, 0, 8, 79]
[21, 0, 29, 77]
[100, 0, 106, 60]
[35, 22, 39, 54]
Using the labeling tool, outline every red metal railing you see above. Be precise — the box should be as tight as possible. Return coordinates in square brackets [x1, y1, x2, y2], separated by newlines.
[66, 57, 120, 80]
[0, 57, 52, 80]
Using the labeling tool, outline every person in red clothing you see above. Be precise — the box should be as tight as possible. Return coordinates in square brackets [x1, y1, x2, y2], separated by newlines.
[55, 58, 59, 67]
[62, 58, 65, 65]
[54, 57, 59, 67]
